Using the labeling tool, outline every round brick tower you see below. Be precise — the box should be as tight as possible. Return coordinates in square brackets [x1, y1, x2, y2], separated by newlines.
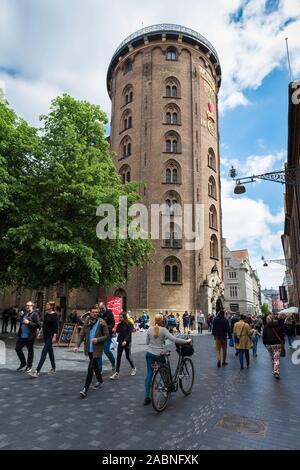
[106, 24, 224, 317]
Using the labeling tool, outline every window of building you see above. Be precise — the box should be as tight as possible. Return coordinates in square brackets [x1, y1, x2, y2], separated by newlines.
[166, 48, 177, 61]
[119, 164, 131, 184]
[208, 176, 217, 199]
[166, 111, 178, 124]
[210, 234, 218, 259]
[208, 148, 216, 171]
[120, 137, 132, 159]
[164, 225, 181, 248]
[123, 85, 133, 106]
[165, 131, 180, 153]
[209, 205, 218, 230]
[165, 77, 180, 98]
[164, 160, 180, 184]
[124, 60, 133, 74]
[230, 286, 238, 297]
[228, 271, 237, 279]
[163, 257, 182, 283]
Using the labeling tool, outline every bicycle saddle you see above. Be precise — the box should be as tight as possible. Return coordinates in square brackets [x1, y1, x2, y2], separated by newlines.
[160, 350, 171, 356]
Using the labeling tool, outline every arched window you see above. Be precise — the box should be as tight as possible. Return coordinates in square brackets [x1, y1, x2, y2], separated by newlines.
[119, 164, 131, 184]
[122, 85, 133, 106]
[164, 104, 181, 125]
[163, 223, 182, 248]
[164, 131, 181, 153]
[163, 257, 182, 283]
[166, 48, 177, 61]
[210, 235, 219, 259]
[165, 77, 180, 98]
[121, 109, 132, 131]
[124, 60, 133, 74]
[164, 190, 181, 215]
[209, 205, 218, 230]
[165, 160, 180, 183]
[208, 148, 216, 171]
[208, 176, 217, 199]
[120, 136, 132, 159]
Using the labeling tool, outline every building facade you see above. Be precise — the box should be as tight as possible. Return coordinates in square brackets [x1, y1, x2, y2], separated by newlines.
[282, 81, 300, 309]
[223, 241, 261, 315]
[105, 24, 224, 316]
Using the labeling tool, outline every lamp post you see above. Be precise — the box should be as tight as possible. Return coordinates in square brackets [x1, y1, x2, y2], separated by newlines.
[229, 166, 300, 194]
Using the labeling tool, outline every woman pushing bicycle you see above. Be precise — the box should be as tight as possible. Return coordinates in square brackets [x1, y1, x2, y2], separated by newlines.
[144, 313, 191, 406]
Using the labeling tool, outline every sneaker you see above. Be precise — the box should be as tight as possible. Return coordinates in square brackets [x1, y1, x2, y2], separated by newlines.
[93, 382, 102, 389]
[274, 373, 280, 380]
[240, 366, 244, 370]
[217, 361, 221, 368]
[131, 367, 137, 376]
[29, 371, 39, 378]
[222, 362, 228, 366]
[25, 367, 32, 373]
[110, 372, 119, 380]
[16, 364, 26, 371]
[48, 369, 56, 375]
[80, 388, 87, 398]
[111, 364, 116, 372]
[143, 397, 151, 406]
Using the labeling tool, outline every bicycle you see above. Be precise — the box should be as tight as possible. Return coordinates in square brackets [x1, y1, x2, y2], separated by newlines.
[150, 343, 195, 412]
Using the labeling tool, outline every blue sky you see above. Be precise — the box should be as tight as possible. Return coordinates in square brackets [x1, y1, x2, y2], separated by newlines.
[1, 0, 300, 288]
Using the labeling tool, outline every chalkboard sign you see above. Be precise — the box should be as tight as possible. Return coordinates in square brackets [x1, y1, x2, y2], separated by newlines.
[57, 323, 77, 346]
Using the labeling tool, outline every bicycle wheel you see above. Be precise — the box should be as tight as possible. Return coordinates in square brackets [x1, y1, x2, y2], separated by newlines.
[179, 357, 194, 395]
[151, 365, 171, 412]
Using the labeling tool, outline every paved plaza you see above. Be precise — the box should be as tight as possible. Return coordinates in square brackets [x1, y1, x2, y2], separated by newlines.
[0, 329, 299, 450]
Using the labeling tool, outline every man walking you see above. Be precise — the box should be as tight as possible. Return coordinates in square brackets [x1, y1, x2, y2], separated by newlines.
[197, 311, 205, 334]
[15, 301, 40, 372]
[97, 302, 116, 372]
[212, 310, 232, 368]
[74, 306, 109, 398]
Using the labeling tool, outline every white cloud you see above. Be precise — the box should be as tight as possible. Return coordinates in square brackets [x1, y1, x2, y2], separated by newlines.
[221, 150, 287, 178]
[222, 177, 286, 288]
[0, 0, 299, 123]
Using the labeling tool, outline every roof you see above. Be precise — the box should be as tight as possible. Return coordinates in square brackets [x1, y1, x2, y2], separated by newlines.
[107, 23, 221, 96]
[231, 249, 249, 263]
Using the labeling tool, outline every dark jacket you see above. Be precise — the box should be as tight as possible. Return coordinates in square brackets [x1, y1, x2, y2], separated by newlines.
[99, 309, 115, 337]
[212, 316, 232, 340]
[43, 313, 59, 339]
[17, 310, 40, 341]
[263, 322, 284, 346]
[284, 321, 296, 337]
[77, 318, 109, 358]
[116, 321, 132, 345]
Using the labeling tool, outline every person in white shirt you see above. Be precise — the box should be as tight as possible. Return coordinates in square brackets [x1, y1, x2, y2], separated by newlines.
[197, 311, 205, 334]
[143, 314, 191, 406]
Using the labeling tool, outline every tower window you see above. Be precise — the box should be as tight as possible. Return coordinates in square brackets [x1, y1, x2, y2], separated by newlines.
[208, 176, 217, 199]
[124, 60, 133, 74]
[208, 148, 216, 171]
[210, 235, 219, 259]
[166, 48, 177, 61]
[163, 257, 182, 283]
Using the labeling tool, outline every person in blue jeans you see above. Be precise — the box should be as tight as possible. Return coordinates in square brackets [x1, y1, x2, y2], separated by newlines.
[144, 314, 191, 405]
[97, 302, 116, 372]
[250, 326, 261, 358]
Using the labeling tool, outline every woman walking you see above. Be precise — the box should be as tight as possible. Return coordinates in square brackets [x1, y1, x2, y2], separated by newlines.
[183, 311, 190, 334]
[233, 314, 252, 370]
[29, 301, 58, 378]
[263, 315, 285, 380]
[143, 314, 191, 406]
[250, 324, 261, 358]
[110, 311, 136, 380]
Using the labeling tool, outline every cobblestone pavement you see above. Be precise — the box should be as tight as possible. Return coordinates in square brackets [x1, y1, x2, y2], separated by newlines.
[0, 330, 299, 450]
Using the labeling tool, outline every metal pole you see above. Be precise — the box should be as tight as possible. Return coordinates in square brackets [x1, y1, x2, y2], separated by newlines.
[285, 37, 293, 82]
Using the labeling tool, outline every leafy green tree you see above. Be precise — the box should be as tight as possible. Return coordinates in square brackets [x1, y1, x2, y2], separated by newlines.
[261, 303, 270, 315]
[0, 94, 151, 292]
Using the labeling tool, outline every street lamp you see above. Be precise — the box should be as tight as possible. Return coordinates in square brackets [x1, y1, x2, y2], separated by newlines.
[261, 256, 291, 268]
[229, 165, 300, 194]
